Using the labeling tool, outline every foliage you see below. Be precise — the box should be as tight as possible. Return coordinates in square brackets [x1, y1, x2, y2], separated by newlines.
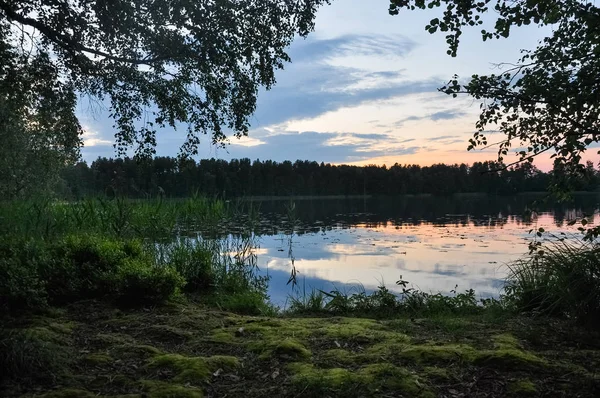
[0, 0, 327, 158]
[58, 156, 600, 198]
[0, 50, 80, 199]
[0, 235, 183, 313]
[163, 240, 215, 292]
[389, 0, 600, 171]
[115, 260, 184, 306]
[287, 282, 501, 317]
[505, 239, 600, 326]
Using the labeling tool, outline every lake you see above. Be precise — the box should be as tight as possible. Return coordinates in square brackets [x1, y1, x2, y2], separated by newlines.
[235, 194, 600, 306]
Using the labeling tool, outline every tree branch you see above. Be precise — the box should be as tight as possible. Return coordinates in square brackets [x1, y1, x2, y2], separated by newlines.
[0, 1, 169, 65]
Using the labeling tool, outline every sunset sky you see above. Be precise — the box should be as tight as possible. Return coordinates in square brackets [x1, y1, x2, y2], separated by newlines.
[78, 0, 574, 170]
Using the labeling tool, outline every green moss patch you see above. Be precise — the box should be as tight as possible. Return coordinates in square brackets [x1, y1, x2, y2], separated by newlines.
[475, 348, 547, 370]
[148, 353, 239, 384]
[82, 353, 112, 366]
[315, 318, 407, 345]
[288, 362, 434, 397]
[251, 338, 312, 360]
[140, 380, 204, 398]
[41, 388, 96, 398]
[112, 343, 163, 359]
[508, 379, 537, 395]
[145, 324, 193, 342]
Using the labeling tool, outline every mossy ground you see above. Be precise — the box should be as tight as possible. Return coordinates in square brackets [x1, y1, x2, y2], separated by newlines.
[2, 301, 600, 397]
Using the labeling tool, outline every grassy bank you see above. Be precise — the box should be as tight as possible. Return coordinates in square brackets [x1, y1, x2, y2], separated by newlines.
[2, 197, 600, 397]
[2, 299, 600, 398]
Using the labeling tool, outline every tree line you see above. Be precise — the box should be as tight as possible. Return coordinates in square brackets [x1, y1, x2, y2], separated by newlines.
[57, 157, 600, 199]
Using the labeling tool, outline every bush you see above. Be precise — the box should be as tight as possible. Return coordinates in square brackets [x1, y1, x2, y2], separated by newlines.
[0, 235, 183, 313]
[167, 241, 215, 292]
[0, 255, 48, 314]
[40, 235, 149, 304]
[116, 260, 185, 306]
[505, 240, 600, 326]
[218, 291, 277, 316]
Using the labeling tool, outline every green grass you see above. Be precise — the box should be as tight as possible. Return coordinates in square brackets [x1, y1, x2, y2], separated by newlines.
[504, 239, 600, 326]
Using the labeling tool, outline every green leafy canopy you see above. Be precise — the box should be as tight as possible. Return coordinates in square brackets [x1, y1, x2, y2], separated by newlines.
[0, 0, 328, 158]
[389, 0, 600, 172]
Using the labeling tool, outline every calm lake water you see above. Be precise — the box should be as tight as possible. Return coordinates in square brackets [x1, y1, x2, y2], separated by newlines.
[242, 194, 600, 306]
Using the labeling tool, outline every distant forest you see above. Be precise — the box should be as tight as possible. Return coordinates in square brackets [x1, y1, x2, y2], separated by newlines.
[58, 157, 600, 198]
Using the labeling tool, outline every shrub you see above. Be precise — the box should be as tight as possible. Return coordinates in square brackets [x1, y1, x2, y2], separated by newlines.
[0, 255, 48, 314]
[505, 240, 600, 326]
[218, 291, 277, 316]
[166, 241, 215, 292]
[116, 261, 185, 306]
[0, 235, 182, 313]
[40, 235, 148, 304]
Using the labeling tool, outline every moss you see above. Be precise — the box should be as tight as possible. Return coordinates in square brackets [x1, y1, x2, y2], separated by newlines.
[83, 353, 112, 366]
[110, 374, 137, 388]
[358, 363, 434, 397]
[113, 343, 163, 358]
[367, 342, 476, 364]
[140, 380, 204, 398]
[24, 326, 69, 345]
[210, 330, 235, 343]
[48, 321, 77, 334]
[41, 389, 96, 398]
[206, 355, 240, 369]
[508, 379, 538, 395]
[288, 363, 354, 389]
[321, 349, 359, 365]
[240, 318, 315, 340]
[148, 354, 239, 384]
[493, 333, 521, 349]
[93, 333, 133, 346]
[251, 339, 312, 361]
[422, 366, 451, 381]
[316, 318, 405, 344]
[288, 362, 434, 397]
[146, 324, 193, 342]
[475, 348, 547, 370]
[1, 326, 72, 382]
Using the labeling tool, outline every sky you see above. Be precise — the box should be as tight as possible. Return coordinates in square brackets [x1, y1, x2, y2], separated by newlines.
[78, 0, 569, 170]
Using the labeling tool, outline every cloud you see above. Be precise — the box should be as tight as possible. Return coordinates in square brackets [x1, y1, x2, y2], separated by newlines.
[427, 135, 461, 142]
[290, 34, 417, 62]
[393, 110, 469, 128]
[81, 127, 112, 147]
[251, 34, 438, 127]
[221, 130, 421, 163]
[429, 110, 467, 121]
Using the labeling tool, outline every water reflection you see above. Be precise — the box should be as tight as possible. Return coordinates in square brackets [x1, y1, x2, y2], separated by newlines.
[246, 195, 600, 305]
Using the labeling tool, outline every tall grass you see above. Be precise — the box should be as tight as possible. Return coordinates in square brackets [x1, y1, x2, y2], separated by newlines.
[505, 239, 600, 326]
[0, 196, 230, 240]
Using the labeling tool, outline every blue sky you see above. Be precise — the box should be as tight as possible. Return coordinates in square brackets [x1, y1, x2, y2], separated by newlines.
[78, 0, 560, 169]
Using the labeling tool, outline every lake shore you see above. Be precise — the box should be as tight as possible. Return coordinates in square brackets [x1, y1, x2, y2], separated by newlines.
[3, 299, 599, 398]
